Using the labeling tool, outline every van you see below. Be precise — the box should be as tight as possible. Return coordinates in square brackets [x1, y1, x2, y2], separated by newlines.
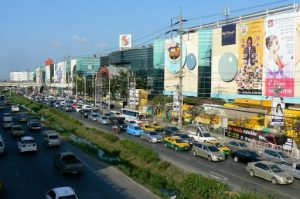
[185, 124, 217, 143]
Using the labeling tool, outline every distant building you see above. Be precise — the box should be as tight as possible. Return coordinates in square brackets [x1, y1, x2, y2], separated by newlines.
[10, 71, 33, 82]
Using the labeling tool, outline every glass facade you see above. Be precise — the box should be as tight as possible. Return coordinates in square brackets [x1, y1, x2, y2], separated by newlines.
[75, 56, 100, 74]
[153, 39, 165, 94]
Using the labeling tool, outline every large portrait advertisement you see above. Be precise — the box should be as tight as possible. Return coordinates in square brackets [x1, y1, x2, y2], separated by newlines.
[271, 97, 285, 126]
[54, 61, 66, 84]
[236, 19, 264, 95]
[45, 65, 50, 85]
[264, 12, 295, 97]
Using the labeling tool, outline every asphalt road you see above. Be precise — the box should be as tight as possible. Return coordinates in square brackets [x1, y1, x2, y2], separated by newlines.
[0, 107, 159, 199]
[69, 111, 300, 199]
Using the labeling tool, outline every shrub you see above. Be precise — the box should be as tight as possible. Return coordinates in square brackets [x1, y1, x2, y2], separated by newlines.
[102, 133, 119, 143]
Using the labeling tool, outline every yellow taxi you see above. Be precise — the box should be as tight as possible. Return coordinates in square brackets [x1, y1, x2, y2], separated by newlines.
[151, 122, 164, 132]
[163, 136, 190, 151]
[140, 124, 155, 131]
[206, 140, 231, 156]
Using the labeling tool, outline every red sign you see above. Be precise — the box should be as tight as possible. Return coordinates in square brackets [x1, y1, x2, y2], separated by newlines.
[265, 78, 294, 97]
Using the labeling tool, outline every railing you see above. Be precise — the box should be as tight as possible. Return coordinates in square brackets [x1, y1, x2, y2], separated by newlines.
[248, 140, 300, 159]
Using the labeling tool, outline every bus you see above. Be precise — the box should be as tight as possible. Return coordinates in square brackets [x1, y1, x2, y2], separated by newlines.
[120, 108, 153, 124]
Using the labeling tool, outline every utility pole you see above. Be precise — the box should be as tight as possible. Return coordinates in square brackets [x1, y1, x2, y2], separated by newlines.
[108, 75, 111, 110]
[178, 7, 183, 128]
[94, 73, 96, 106]
[84, 74, 86, 102]
[75, 75, 78, 100]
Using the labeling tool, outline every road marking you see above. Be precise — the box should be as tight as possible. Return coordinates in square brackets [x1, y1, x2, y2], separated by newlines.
[209, 171, 228, 181]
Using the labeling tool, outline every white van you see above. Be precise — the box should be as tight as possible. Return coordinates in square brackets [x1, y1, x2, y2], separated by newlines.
[185, 124, 217, 143]
[3, 113, 13, 128]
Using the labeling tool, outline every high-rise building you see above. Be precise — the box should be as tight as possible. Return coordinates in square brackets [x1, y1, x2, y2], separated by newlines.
[10, 71, 34, 82]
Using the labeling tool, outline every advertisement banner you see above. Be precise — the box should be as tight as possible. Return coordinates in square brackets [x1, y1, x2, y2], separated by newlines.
[235, 18, 264, 95]
[265, 12, 296, 97]
[45, 65, 51, 85]
[119, 34, 132, 49]
[54, 61, 66, 84]
[271, 97, 285, 126]
[222, 24, 236, 46]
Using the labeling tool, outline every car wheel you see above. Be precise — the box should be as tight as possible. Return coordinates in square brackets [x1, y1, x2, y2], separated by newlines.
[271, 177, 277, 185]
[249, 170, 255, 177]
[192, 150, 197, 156]
[233, 156, 239, 162]
[208, 156, 212, 162]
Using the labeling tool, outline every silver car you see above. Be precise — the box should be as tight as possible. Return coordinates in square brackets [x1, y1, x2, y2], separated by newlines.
[261, 149, 296, 164]
[246, 161, 294, 184]
[44, 132, 61, 147]
[192, 142, 225, 162]
[140, 131, 163, 143]
[225, 141, 249, 152]
[97, 116, 111, 125]
[276, 161, 300, 179]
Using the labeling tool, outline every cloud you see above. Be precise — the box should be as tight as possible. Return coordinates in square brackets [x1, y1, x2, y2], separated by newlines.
[72, 34, 88, 43]
[96, 42, 109, 48]
[52, 41, 62, 47]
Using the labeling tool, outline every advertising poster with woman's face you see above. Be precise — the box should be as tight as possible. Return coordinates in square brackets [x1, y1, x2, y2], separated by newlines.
[271, 97, 285, 126]
[264, 12, 295, 97]
[236, 18, 264, 95]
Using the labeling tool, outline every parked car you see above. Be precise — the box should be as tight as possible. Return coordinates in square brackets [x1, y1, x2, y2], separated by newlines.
[163, 136, 190, 151]
[231, 149, 261, 163]
[185, 124, 217, 142]
[140, 124, 155, 131]
[27, 119, 41, 131]
[126, 124, 144, 136]
[192, 142, 225, 161]
[276, 161, 300, 179]
[97, 116, 111, 125]
[11, 125, 25, 137]
[0, 136, 5, 154]
[225, 140, 249, 152]
[3, 113, 13, 129]
[140, 131, 163, 143]
[246, 161, 294, 184]
[206, 140, 231, 156]
[17, 136, 37, 153]
[45, 186, 78, 199]
[53, 152, 84, 175]
[18, 113, 27, 122]
[80, 109, 91, 118]
[44, 132, 61, 147]
[172, 133, 193, 145]
[88, 113, 99, 122]
[164, 126, 179, 136]
[261, 149, 296, 164]
[11, 105, 19, 112]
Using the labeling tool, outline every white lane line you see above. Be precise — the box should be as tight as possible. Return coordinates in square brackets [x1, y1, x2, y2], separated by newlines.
[209, 171, 228, 181]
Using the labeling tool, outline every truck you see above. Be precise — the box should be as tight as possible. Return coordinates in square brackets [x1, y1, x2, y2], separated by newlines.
[53, 152, 84, 175]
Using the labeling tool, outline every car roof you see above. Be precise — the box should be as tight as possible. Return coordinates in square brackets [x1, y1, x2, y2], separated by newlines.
[51, 187, 76, 197]
[47, 132, 59, 137]
[59, 152, 75, 156]
[21, 136, 34, 141]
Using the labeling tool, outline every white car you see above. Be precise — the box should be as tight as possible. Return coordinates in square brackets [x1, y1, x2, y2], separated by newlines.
[75, 105, 82, 112]
[44, 132, 61, 147]
[11, 105, 20, 112]
[185, 124, 217, 143]
[17, 136, 37, 153]
[46, 186, 78, 199]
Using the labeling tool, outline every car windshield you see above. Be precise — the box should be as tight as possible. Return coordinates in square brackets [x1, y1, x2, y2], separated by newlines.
[214, 143, 225, 147]
[13, 126, 23, 130]
[170, 127, 179, 132]
[149, 132, 158, 136]
[0, 142, 3, 147]
[92, 114, 98, 117]
[239, 142, 248, 147]
[175, 139, 185, 143]
[248, 151, 258, 157]
[208, 146, 219, 152]
[278, 151, 289, 158]
[295, 164, 300, 170]
[178, 134, 189, 138]
[102, 117, 108, 120]
[269, 165, 284, 173]
[22, 140, 35, 145]
[134, 127, 142, 130]
[203, 133, 211, 137]
[49, 135, 59, 140]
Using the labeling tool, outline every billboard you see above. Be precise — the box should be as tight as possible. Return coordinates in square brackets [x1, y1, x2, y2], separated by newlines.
[271, 97, 285, 126]
[222, 24, 236, 46]
[45, 65, 51, 85]
[235, 18, 264, 95]
[119, 34, 132, 49]
[54, 61, 66, 84]
[264, 12, 296, 97]
[164, 32, 199, 97]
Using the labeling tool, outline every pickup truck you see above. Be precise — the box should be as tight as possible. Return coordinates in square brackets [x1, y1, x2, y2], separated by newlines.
[53, 152, 83, 175]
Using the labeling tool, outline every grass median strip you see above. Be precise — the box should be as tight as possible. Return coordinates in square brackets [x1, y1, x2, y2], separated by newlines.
[10, 95, 276, 199]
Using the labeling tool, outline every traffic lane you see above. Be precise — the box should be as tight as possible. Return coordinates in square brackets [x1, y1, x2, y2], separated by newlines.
[68, 111, 300, 199]
[0, 117, 139, 199]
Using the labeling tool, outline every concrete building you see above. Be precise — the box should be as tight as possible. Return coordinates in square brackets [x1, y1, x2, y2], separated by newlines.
[10, 71, 33, 82]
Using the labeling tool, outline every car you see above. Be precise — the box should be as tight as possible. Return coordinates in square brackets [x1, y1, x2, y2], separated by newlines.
[206, 140, 231, 156]
[140, 131, 163, 143]
[225, 141, 249, 152]
[44, 132, 61, 147]
[63, 104, 72, 112]
[18, 113, 27, 122]
[140, 124, 155, 131]
[276, 161, 300, 179]
[11, 125, 25, 137]
[11, 105, 20, 112]
[246, 161, 294, 185]
[27, 119, 42, 131]
[3, 113, 13, 129]
[151, 122, 164, 132]
[82, 104, 92, 110]
[0, 136, 5, 154]
[192, 142, 225, 161]
[0, 102, 5, 110]
[97, 116, 111, 124]
[75, 105, 82, 112]
[111, 117, 127, 133]
[172, 133, 193, 145]
[185, 124, 217, 142]
[126, 124, 144, 136]
[17, 136, 37, 153]
[80, 109, 91, 118]
[45, 186, 78, 199]
[261, 149, 296, 164]
[88, 113, 99, 122]
[231, 149, 261, 163]
[53, 152, 84, 175]
[163, 136, 190, 151]
[164, 126, 180, 136]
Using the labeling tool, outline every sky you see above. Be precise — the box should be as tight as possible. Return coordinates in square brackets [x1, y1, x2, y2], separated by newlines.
[0, 0, 295, 79]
